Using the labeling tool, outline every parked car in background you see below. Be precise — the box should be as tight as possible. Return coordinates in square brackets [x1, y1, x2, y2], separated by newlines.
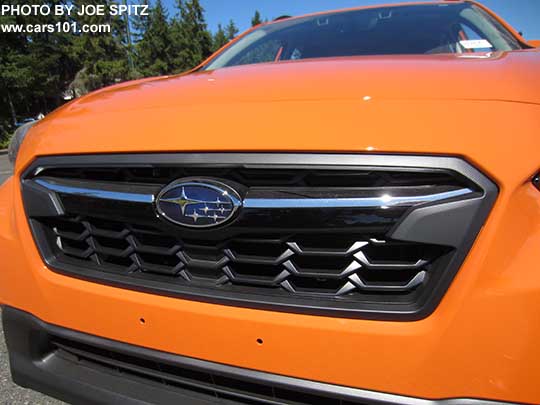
[14, 118, 36, 128]
[14, 114, 45, 129]
[1, 1, 539, 404]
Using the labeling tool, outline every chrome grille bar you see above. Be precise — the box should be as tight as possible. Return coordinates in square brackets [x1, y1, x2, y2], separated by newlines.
[34, 177, 474, 209]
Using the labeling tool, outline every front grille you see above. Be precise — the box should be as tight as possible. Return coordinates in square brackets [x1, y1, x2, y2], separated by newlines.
[21, 154, 497, 320]
[39, 215, 449, 298]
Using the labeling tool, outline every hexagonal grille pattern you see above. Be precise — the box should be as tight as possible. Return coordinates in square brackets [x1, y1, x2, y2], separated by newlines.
[40, 215, 448, 299]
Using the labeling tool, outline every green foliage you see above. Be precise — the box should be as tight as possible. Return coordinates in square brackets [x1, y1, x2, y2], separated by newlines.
[225, 19, 239, 41]
[135, 0, 173, 76]
[0, 132, 12, 150]
[212, 24, 229, 52]
[131, 0, 150, 42]
[0, 0, 78, 137]
[170, 0, 213, 72]
[251, 10, 262, 27]
[70, 0, 129, 90]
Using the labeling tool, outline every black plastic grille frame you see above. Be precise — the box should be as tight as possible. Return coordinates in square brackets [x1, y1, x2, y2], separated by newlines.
[21, 154, 498, 320]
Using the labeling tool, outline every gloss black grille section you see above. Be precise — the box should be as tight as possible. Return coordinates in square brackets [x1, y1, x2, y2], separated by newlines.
[38, 215, 450, 300]
[22, 154, 498, 320]
[36, 165, 468, 188]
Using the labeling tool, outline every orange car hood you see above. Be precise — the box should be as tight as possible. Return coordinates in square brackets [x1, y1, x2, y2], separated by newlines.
[19, 49, 540, 172]
[55, 50, 540, 110]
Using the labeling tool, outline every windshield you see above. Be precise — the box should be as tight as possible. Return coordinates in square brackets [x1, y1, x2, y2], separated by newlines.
[204, 3, 522, 71]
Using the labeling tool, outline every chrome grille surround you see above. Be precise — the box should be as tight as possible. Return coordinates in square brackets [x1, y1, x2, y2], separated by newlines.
[21, 154, 498, 320]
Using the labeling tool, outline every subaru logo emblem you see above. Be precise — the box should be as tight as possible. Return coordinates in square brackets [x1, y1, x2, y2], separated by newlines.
[156, 179, 242, 228]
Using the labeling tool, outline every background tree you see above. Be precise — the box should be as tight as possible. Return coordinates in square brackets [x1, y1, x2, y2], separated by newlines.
[70, 0, 129, 91]
[251, 10, 262, 27]
[131, 0, 150, 43]
[0, 0, 78, 144]
[225, 19, 239, 41]
[212, 24, 229, 52]
[171, 0, 212, 72]
[25, 0, 76, 111]
[135, 0, 173, 76]
[0, 11, 31, 128]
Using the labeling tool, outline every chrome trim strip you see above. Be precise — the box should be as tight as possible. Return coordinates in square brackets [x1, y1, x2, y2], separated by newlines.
[243, 188, 474, 209]
[287, 241, 368, 256]
[354, 251, 428, 269]
[347, 271, 427, 292]
[35, 179, 473, 209]
[34, 179, 154, 203]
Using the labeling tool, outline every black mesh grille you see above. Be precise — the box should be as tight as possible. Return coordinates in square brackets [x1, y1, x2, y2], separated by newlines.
[21, 154, 496, 320]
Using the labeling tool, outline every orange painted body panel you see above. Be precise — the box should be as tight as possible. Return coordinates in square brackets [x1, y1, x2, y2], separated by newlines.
[3, 155, 540, 403]
[2, 1, 540, 403]
[15, 49, 540, 170]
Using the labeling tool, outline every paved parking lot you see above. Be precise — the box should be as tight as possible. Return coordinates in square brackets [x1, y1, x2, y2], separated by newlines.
[0, 152, 11, 185]
[0, 153, 65, 404]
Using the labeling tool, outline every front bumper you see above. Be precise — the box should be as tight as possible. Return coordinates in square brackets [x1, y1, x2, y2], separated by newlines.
[1, 146, 540, 404]
[2, 306, 522, 405]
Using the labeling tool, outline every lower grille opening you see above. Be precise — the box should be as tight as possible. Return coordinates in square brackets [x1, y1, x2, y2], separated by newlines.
[49, 336, 364, 405]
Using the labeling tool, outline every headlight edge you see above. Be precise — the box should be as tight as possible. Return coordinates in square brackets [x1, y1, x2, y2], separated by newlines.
[8, 121, 37, 167]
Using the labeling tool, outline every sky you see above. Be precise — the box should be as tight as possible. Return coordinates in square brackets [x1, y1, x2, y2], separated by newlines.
[163, 0, 540, 41]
